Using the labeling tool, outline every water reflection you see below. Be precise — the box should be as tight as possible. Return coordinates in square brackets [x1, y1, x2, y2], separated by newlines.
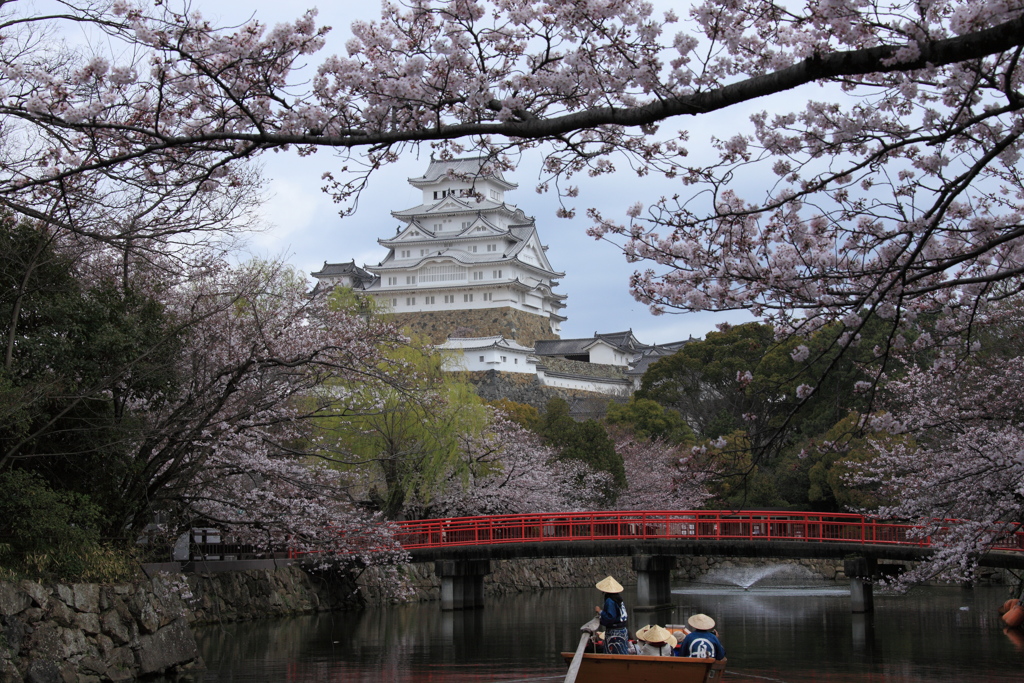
[194, 584, 1024, 682]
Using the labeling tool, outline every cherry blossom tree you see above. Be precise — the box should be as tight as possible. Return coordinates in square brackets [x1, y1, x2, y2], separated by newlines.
[849, 313, 1024, 584]
[135, 261, 412, 563]
[614, 435, 711, 511]
[429, 411, 614, 517]
[1, 235, 412, 564]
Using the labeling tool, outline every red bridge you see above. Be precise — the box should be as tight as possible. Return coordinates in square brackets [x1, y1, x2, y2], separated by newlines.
[391, 510, 1024, 611]
[394, 509, 1024, 554]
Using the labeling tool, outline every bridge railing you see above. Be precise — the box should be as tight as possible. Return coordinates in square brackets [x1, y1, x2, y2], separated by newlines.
[392, 510, 1024, 552]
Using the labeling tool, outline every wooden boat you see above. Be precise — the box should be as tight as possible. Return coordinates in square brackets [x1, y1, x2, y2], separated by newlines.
[559, 652, 727, 683]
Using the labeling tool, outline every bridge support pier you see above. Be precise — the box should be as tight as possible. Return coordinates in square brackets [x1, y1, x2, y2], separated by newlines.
[844, 557, 876, 613]
[633, 555, 676, 610]
[435, 559, 490, 611]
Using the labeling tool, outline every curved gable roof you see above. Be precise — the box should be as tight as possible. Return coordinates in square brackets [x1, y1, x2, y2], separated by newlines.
[408, 156, 517, 190]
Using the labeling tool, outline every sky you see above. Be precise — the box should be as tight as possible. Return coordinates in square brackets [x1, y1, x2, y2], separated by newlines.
[194, 1, 759, 344]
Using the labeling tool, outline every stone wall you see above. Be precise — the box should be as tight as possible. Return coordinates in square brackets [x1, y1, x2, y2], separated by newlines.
[386, 307, 558, 346]
[460, 369, 618, 414]
[184, 566, 361, 625]
[672, 556, 846, 583]
[358, 556, 1014, 604]
[0, 576, 198, 683]
[0, 566, 361, 683]
[358, 556, 635, 603]
[357, 556, 852, 606]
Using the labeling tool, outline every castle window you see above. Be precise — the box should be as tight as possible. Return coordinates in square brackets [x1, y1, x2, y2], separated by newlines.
[492, 269, 502, 279]
[406, 297, 416, 306]
[392, 298, 397, 306]
[514, 358, 518, 364]
[479, 356, 484, 362]
[425, 296, 435, 304]
[387, 277, 397, 286]
[473, 271, 483, 280]
[501, 356, 507, 362]
[482, 292, 492, 301]
[420, 249, 426, 256]
[422, 265, 467, 282]
[444, 294, 454, 304]
[400, 249, 411, 258]
[406, 275, 416, 284]
[470, 245, 478, 253]
[487, 244, 497, 252]
[462, 221, 471, 228]
[464, 294, 474, 302]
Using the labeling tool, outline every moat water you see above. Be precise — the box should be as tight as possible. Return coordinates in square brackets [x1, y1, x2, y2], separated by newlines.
[193, 582, 1024, 682]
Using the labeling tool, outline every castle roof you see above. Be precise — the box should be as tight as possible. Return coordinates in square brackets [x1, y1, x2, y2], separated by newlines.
[624, 339, 694, 376]
[408, 156, 517, 190]
[390, 196, 518, 220]
[534, 330, 646, 357]
[310, 261, 377, 289]
[437, 335, 535, 353]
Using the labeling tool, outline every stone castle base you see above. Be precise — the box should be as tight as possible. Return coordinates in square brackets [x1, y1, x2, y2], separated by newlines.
[386, 307, 559, 346]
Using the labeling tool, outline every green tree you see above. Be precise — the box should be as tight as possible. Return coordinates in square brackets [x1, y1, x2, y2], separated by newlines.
[537, 398, 624, 503]
[693, 431, 783, 509]
[774, 412, 906, 512]
[605, 396, 694, 444]
[0, 219, 180, 537]
[638, 323, 776, 441]
[488, 399, 541, 431]
[318, 330, 490, 519]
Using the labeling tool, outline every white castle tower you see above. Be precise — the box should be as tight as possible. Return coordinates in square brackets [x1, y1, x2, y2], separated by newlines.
[314, 157, 567, 345]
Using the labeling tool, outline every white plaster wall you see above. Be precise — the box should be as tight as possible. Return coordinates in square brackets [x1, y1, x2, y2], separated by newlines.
[535, 369, 632, 395]
[440, 348, 535, 374]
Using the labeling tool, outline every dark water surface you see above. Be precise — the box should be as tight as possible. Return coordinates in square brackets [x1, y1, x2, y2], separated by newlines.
[194, 583, 1024, 682]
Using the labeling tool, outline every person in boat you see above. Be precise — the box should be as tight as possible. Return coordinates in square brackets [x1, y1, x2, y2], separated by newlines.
[594, 576, 629, 654]
[671, 630, 688, 657]
[637, 625, 677, 656]
[680, 614, 726, 660]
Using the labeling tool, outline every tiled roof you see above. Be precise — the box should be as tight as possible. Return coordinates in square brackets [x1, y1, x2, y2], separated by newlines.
[391, 197, 506, 218]
[437, 335, 534, 353]
[311, 261, 374, 280]
[408, 156, 516, 188]
[533, 338, 593, 356]
[624, 340, 694, 375]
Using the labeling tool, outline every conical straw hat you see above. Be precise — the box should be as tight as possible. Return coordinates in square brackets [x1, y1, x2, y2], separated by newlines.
[635, 624, 651, 641]
[641, 625, 672, 644]
[595, 576, 623, 593]
[687, 613, 716, 631]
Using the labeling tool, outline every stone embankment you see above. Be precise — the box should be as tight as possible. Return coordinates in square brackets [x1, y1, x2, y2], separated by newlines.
[0, 566, 359, 683]
[359, 556, 848, 602]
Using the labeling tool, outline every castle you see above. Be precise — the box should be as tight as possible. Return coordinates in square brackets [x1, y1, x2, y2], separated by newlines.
[312, 157, 689, 397]
[312, 156, 565, 347]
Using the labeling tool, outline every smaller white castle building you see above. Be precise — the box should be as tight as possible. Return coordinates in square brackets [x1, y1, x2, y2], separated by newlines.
[439, 330, 693, 396]
[437, 336, 537, 374]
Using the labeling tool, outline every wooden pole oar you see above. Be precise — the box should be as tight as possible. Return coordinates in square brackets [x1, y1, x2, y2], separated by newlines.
[564, 617, 601, 683]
